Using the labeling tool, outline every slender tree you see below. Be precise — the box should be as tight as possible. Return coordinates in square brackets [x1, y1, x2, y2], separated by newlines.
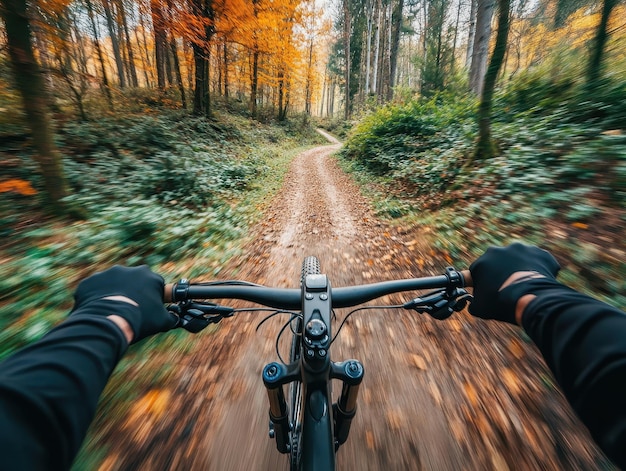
[54, 8, 89, 120]
[151, 0, 168, 89]
[85, 0, 114, 107]
[102, 0, 126, 87]
[170, 38, 187, 107]
[587, 0, 618, 87]
[343, 0, 351, 118]
[0, 0, 69, 213]
[138, 2, 154, 87]
[387, 0, 404, 100]
[222, 41, 230, 98]
[465, 0, 477, 68]
[118, 0, 139, 87]
[469, 0, 495, 95]
[190, 0, 215, 116]
[364, 0, 374, 95]
[474, 0, 510, 161]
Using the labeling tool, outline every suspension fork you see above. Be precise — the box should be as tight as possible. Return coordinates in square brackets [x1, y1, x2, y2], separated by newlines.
[331, 360, 364, 449]
[263, 361, 300, 453]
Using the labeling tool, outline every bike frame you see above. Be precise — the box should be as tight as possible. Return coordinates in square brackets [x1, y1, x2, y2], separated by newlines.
[263, 272, 364, 470]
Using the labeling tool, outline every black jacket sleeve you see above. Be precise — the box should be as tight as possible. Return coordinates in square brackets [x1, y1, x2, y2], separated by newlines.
[0, 310, 129, 471]
[522, 285, 626, 469]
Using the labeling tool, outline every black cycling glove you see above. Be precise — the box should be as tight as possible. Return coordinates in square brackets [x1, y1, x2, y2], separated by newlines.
[70, 265, 178, 343]
[468, 243, 561, 324]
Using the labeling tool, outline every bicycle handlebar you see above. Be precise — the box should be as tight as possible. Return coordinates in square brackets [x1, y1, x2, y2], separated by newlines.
[164, 269, 473, 309]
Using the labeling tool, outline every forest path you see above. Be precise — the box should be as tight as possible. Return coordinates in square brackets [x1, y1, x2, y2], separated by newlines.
[102, 136, 609, 470]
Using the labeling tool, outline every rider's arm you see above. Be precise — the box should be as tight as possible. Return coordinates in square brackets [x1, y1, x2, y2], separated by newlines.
[0, 306, 130, 470]
[469, 243, 626, 469]
[519, 285, 626, 469]
[0, 265, 178, 470]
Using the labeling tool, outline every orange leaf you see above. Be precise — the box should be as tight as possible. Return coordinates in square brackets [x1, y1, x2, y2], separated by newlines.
[0, 179, 37, 196]
[572, 222, 588, 229]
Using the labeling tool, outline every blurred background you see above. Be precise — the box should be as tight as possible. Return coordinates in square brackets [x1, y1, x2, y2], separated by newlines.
[1, 0, 624, 468]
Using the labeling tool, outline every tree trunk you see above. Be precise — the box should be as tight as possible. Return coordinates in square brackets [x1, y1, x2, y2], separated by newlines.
[365, 0, 373, 95]
[118, 0, 139, 87]
[1, 0, 69, 213]
[465, 0, 477, 68]
[474, 0, 510, 161]
[54, 9, 87, 121]
[192, 44, 208, 115]
[451, 0, 462, 75]
[343, 0, 351, 119]
[102, 0, 126, 88]
[587, 0, 618, 88]
[223, 41, 230, 98]
[320, 67, 327, 116]
[250, 0, 260, 118]
[387, 0, 404, 101]
[85, 0, 113, 108]
[191, 0, 214, 116]
[184, 40, 194, 93]
[250, 49, 259, 118]
[469, 0, 495, 95]
[372, 0, 381, 97]
[32, 21, 54, 93]
[164, 42, 174, 86]
[138, 8, 153, 87]
[278, 68, 285, 120]
[305, 39, 314, 115]
[434, 2, 444, 91]
[329, 77, 336, 116]
[170, 37, 187, 108]
[151, 0, 167, 89]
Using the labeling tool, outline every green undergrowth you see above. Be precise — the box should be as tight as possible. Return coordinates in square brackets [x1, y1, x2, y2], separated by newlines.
[339, 75, 626, 310]
[0, 110, 324, 357]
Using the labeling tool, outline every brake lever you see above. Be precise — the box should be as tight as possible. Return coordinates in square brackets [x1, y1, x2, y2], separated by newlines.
[168, 302, 235, 333]
[402, 288, 473, 320]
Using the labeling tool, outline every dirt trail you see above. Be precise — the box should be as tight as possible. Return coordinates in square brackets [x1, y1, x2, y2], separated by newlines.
[103, 137, 610, 470]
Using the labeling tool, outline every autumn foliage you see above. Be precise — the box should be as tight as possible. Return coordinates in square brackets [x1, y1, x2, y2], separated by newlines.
[0, 179, 38, 196]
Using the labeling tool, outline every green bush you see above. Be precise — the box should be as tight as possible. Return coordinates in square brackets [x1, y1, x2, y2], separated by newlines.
[496, 55, 626, 130]
[342, 94, 477, 192]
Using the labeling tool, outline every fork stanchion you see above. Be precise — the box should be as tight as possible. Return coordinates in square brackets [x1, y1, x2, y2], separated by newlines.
[263, 362, 291, 454]
[332, 360, 364, 448]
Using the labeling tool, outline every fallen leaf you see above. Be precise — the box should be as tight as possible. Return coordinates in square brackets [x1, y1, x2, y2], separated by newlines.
[502, 368, 521, 395]
[408, 354, 427, 370]
[508, 338, 525, 359]
[386, 409, 404, 430]
[464, 382, 479, 407]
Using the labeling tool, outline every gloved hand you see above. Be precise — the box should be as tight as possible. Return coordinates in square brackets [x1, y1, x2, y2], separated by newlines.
[70, 265, 178, 343]
[468, 243, 561, 324]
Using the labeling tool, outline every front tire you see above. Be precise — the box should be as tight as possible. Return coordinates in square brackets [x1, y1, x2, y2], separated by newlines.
[289, 256, 321, 470]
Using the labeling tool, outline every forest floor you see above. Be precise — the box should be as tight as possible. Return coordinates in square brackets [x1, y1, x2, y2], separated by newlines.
[96, 133, 613, 470]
